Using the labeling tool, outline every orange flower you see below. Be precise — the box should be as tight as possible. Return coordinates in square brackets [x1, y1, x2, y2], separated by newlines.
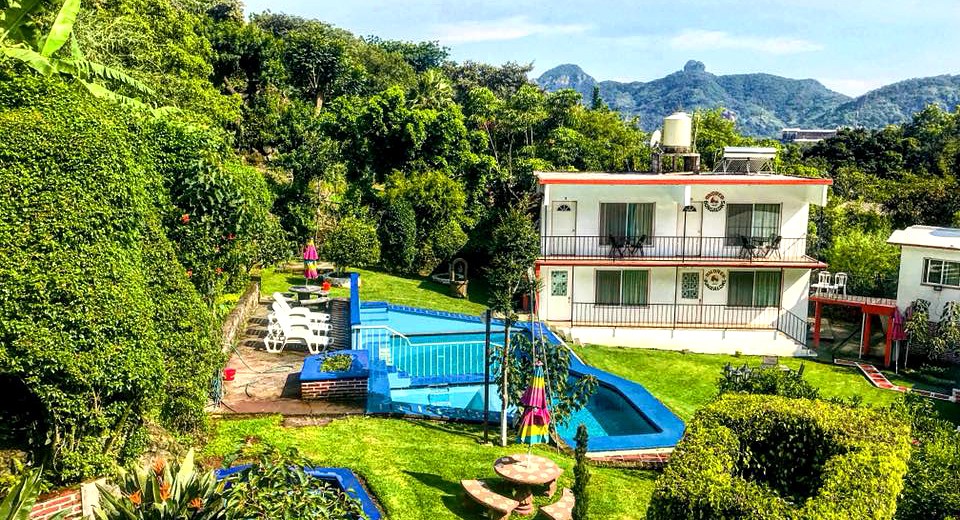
[188, 497, 204, 510]
[128, 490, 142, 506]
[180, 214, 190, 224]
[151, 457, 166, 475]
[159, 481, 171, 501]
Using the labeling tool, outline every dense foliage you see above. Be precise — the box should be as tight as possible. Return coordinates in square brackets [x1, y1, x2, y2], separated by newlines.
[647, 394, 911, 520]
[891, 394, 960, 520]
[0, 0, 280, 483]
[717, 363, 820, 400]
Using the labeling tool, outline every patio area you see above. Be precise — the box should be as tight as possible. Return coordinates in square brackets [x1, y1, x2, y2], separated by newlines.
[212, 298, 364, 417]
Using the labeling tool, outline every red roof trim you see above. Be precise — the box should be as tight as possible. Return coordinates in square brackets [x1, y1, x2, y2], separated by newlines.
[538, 176, 833, 186]
[535, 259, 826, 269]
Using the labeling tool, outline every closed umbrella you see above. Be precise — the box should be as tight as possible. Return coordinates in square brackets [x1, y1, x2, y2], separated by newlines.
[892, 308, 907, 372]
[303, 239, 319, 284]
[517, 362, 550, 448]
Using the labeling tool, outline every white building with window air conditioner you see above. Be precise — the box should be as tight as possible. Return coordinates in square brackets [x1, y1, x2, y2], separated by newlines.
[534, 167, 831, 356]
[887, 225, 960, 322]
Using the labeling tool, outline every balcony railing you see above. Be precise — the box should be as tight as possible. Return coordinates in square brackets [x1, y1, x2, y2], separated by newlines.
[540, 235, 812, 262]
[570, 302, 809, 345]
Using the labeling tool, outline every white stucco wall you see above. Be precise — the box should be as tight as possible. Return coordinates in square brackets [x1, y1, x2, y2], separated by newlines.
[539, 266, 811, 325]
[543, 183, 815, 239]
[895, 245, 960, 321]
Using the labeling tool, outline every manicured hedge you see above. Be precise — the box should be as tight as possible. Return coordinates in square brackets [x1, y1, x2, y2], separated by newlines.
[648, 394, 911, 520]
[0, 69, 275, 483]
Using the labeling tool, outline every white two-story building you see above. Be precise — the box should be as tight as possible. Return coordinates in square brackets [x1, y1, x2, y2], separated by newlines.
[535, 170, 832, 355]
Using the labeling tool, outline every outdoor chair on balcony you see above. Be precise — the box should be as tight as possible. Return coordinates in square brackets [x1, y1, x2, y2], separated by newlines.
[607, 234, 627, 258]
[738, 235, 758, 259]
[762, 235, 782, 259]
[626, 235, 647, 257]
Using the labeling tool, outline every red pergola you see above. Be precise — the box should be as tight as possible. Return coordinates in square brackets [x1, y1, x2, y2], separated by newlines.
[811, 293, 898, 366]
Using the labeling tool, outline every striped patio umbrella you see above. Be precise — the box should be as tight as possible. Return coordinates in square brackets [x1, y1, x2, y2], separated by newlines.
[303, 239, 319, 283]
[517, 362, 551, 447]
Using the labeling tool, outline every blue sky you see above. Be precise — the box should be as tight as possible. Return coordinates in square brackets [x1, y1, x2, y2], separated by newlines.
[243, 0, 960, 97]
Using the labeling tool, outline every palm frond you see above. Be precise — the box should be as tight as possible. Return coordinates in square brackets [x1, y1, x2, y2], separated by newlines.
[64, 57, 154, 97]
[79, 80, 149, 110]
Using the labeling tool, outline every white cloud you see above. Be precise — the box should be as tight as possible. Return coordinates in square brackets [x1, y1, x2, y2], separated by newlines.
[819, 78, 889, 97]
[432, 16, 589, 44]
[668, 29, 824, 54]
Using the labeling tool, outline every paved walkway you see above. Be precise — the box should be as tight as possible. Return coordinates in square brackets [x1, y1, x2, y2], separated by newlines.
[209, 299, 364, 417]
[834, 359, 957, 402]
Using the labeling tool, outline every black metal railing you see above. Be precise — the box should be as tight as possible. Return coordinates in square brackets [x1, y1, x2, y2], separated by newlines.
[540, 235, 811, 262]
[571, 302, 809, 345]
[778, 309, 809, 346]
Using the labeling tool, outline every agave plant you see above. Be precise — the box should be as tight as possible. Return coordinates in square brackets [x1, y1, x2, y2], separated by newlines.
[0, 0, 173, 115]
[0, 468, 66, 520]
[95, 450, 226, 520]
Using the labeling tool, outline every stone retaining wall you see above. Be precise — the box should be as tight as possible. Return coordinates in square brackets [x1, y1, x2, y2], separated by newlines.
[221, 276, 260, 353]
[301, 377, 368, 400]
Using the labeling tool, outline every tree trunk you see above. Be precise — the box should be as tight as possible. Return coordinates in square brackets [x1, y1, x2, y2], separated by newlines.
[314, 92, 324, 114]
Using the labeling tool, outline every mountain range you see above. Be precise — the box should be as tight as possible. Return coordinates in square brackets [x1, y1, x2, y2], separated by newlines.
[536, 61, 960, 137]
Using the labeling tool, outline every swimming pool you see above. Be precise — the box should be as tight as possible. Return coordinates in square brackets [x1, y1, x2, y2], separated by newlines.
[352, 301, 684, 452]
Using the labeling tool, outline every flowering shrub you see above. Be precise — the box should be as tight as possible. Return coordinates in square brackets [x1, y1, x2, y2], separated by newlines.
[95, 450, 226, 520]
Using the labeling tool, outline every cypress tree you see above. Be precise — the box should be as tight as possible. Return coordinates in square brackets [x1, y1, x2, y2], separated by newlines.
[573, 423, 590, 519]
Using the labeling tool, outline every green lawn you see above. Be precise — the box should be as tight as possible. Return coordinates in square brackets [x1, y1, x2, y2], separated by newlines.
[573, 345, 960, 423]
[259, 265, 490, 316]
[205, 416, 656, 520]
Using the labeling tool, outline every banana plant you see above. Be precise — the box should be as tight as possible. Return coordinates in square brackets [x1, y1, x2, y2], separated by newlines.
[0, 468, 66, 520]
[0, 0, 174, 116]
[95, 449, 226, 520]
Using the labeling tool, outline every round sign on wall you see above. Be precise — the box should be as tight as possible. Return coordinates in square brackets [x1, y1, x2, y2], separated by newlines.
[704, 191, 726, 212]
[704, 269, 727, 291]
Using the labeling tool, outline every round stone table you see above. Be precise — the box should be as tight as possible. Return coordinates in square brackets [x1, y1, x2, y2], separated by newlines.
[493, 453, 562, 515]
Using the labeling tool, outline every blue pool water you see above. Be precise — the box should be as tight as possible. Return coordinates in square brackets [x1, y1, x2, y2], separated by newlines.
[389, 381, 657, 445]
[354, 301, 684, 451]
[360, 304, 491, 335]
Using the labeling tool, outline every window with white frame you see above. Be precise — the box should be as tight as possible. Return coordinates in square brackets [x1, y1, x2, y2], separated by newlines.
[599, 203, 654, 245]
[595, 270, 649, 306]
[924, 259, 960, 288]
[727, 271, 781, 307]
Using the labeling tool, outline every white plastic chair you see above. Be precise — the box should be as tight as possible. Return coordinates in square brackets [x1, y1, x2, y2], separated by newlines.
[269, 306, 332, 335]
[264, 315, 331, 354]
[830, 272, 848, 296]
[811, 271, 832, 295]
[272, 293, 330, 322]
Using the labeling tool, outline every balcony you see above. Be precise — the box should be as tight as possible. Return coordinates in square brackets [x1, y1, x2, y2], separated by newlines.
[570, 302, 809, 345]
[539, 235, 818, 264]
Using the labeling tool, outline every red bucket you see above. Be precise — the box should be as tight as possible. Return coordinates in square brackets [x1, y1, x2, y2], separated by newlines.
[223, 368, 237, 381]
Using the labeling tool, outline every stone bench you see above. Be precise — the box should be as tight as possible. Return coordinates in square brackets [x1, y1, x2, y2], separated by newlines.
[540, 488, 575, 520]
[461, 479, 518, 520]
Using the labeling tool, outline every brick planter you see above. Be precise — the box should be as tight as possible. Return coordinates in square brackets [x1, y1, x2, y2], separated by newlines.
[301, 378, 368, 399]
[300, 350, 369, 401]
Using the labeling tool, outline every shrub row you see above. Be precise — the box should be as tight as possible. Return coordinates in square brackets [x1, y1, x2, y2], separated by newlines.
[648, 394, 911, 520]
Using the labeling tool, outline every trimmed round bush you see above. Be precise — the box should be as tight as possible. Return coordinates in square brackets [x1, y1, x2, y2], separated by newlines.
[648, 394, 911, 520]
